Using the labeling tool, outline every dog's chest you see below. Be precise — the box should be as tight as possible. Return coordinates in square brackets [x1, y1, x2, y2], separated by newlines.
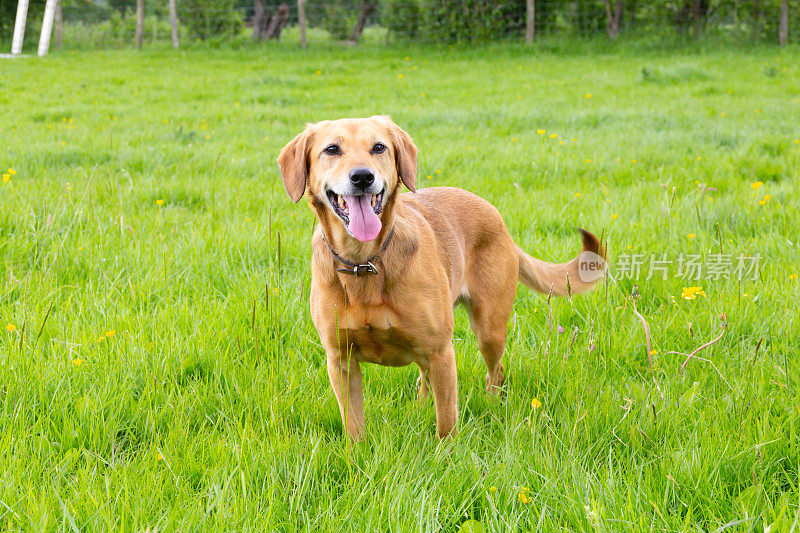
[338, 305, 419, 366]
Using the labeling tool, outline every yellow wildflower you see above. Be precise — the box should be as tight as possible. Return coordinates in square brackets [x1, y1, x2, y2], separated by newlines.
[759, 200, 766, 205]
[549, 133, 557, 139]
[763, 194, 771, 200]
[531, 398, 542, 409]
[790, 273, 797, 281]
[518, 491, 531, 504]
[537, 129, 545, 135]
[6, 323, 16, 331]
[105, 330, 115, 337]
[2, 174, 9, 183]
[751, 181, 763, 189]
[8, 168, 16, 175]
[574, 192, 581, 198]
[687, 233, 695, 239]
[72, 358, 84, 367]
[585, 93, 592, 98]
[488, 486, 497, 493]
[156, 200, 164, 206]
[681, 287, 706, 300]
[611, 214, 618, 220]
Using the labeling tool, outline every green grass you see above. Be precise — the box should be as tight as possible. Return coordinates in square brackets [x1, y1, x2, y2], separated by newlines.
[1, 43, 799, 531]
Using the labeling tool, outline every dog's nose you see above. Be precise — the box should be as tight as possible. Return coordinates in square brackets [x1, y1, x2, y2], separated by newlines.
[349, 168, 375, 190]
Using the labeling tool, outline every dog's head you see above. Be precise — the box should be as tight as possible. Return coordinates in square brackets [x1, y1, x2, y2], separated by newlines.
[277, 116, 417, 243]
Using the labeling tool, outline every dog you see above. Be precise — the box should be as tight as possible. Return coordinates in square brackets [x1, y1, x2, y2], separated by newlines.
[277, 116, 604, 440]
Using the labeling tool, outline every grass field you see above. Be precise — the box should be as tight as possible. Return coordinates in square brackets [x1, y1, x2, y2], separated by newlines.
[1, 43, 799, 530]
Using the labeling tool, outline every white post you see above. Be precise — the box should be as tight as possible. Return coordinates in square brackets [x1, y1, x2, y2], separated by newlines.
[38, 0, 58, 57]
[12, 0, 30, 55]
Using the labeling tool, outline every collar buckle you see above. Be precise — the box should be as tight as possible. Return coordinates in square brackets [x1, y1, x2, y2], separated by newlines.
[337, 261, 379, 276]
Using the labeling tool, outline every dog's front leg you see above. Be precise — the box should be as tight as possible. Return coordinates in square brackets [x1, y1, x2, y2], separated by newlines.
[326, 351, 365, 441]
[429, 344, 458, 439]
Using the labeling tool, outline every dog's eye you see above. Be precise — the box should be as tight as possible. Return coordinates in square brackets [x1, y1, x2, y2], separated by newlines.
[371, 143, 387, 154]
[324, 144, 341, 156]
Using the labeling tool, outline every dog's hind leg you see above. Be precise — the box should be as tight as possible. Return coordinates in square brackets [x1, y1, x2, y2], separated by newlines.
[464, 249, 517, 395]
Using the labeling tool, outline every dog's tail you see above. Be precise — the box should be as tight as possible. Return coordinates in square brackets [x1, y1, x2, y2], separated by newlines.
[517, 229, 606, 296]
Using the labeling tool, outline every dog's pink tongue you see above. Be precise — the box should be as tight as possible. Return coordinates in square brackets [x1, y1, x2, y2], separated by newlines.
[342, 195, 381, 242]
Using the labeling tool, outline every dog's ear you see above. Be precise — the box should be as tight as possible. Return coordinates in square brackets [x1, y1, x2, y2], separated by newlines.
[383, 117, 418, 193]
[277, 125, 315, 203]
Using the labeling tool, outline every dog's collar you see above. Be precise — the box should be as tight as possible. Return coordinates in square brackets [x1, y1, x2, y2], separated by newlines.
[321, 226, 395, 276]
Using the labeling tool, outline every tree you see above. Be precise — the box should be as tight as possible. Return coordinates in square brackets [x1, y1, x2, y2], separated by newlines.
[54, 0, 62, 48]
[605, 0, 624, 39]
[169, 0, 179, 48]
[135, 0, 144, 47]
[297, 0, 306, 47]
[525, 0, 534, 43]
[348, 0, 376, 44]
[778, 0, 788, 45]
[252, 0, 267, 40]
[254, 2, 289, 41]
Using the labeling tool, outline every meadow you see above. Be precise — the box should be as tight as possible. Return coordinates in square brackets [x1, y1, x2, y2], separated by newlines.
[1, 42, 799, 530]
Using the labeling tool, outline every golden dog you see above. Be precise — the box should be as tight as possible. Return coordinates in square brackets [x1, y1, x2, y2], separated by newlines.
[278, 116, 604, 440]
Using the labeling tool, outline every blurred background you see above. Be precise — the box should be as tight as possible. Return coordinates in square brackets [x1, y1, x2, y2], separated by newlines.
[3, 0, 799, 52]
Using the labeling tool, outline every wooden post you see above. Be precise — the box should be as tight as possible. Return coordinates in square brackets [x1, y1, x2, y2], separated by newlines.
[297, 0, 307, 48]
[12, 0, 30, 55]
[37, 0, 58, 56]
[169, 0, 179, 48]
[525, 0, 535, 43]
[135, 0, 144, 48]
[54, 0, 63, 49]
[778, 0, 788, 45]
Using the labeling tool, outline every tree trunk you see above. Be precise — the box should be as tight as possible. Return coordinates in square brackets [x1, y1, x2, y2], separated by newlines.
[265, 3, 289, 40]
[253, 0, 267, 40]
[135, 0, 144, 48]
[297, 0, 307, 48]
[778, 0, 788, 45]
[169, 0, 179, 48]
[525, 0, 535, 43]
[348, 0, 376, 44]
[605, 0, 624, 39]
[54, 0, 63, 48]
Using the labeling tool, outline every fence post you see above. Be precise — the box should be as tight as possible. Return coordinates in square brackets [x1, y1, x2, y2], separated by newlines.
[525, 0, 535, 44]
[169, 0, 179, 48]
[38, 0, 58, 56]
[135, 0, 145, 48]
[297, 0, 307, 48]
[12, 0, 30, 55]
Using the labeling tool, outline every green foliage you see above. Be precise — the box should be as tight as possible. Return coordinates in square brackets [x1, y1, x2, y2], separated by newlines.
[178, 0, 243, 39]
[320, 0, 359, 40]
[381, 0, 421, 40]
[1, 44, 800, 529]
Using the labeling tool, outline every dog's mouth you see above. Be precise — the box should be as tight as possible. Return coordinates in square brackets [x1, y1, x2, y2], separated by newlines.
[326, 190, 384, 242]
